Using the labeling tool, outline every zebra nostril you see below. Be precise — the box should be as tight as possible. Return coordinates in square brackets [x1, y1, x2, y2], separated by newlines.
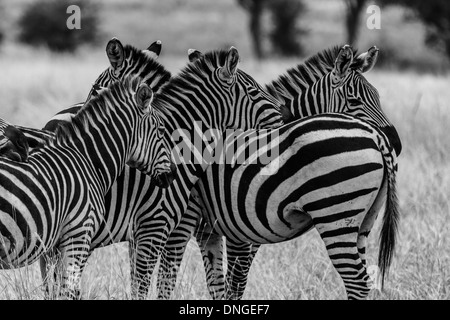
[155, 171, 175, 188]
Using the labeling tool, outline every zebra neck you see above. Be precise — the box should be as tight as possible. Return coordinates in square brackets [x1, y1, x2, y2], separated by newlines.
[159, 102, 225, 135]
[142, 71, 171, 94]
[56, 108, 130, 195]
[164, 118, 223, 188]
[271, 72, 334, 119]
[158, 96, 228, 175]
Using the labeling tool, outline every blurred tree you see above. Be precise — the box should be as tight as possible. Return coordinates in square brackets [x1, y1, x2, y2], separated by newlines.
[237, 0, 267, 59]
[378, 0, 450, 61]
[268, 0, 306, 56]
[237, 0, 306, 58]
[344, 0, 367, 45]
[18, 0, 100, 52]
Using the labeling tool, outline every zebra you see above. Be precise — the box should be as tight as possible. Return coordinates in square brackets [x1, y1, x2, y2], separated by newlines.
[37, 45, 287, 299]
[156, 44, 402, 300]
[0, 76, 176, 299]
[0, 38, 174, 297]
[174, 112, 398, 300]
[0, 38, 175, 297]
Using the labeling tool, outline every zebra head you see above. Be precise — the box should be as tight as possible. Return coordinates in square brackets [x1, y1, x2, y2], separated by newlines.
[331, 45, 402, 156]
[127, 81, 176, 188]
[85, 38, 167, 103]
[186, 47, 288, 130]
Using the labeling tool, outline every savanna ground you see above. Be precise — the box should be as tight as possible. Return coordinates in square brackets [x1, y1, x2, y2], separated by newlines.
[0, 0, 449, 299]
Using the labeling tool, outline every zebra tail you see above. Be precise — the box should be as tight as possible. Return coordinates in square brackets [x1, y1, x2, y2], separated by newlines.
[377, 137, 400, 290]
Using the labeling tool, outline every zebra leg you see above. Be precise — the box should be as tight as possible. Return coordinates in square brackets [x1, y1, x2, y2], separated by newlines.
[56, 213, 97, 299]
[196, 220, 225, 300]
[39, 245, 86, 300]
[156, 207, 200, 299]
[156, 234, 190, 300]
[225, 240, 260, 300]
[39, 248, 62, 299]
[316, 223, 371, 300]
[129, 237, 152, 300]
[129, 217, 172, 300]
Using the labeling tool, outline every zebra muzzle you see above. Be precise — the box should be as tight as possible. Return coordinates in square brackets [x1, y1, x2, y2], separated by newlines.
[155, 162, 177, 188]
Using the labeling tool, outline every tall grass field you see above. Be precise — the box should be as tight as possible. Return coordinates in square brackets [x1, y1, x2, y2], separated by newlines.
[0, 0, 449, 300]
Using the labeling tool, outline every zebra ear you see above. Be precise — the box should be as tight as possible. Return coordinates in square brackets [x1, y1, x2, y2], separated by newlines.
[353, 46, 379, 73]
[333, 44, 354, 79]
[144, 40, 162, 60]
[187, 49, 203, 62]
[219, 46, 240, 81]
[136, 84, 154, 111]
[106, 38, 125, 70]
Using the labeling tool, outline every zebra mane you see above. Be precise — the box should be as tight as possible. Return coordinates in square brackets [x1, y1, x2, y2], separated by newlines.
[55, 76, 140, 146]
[120, 45, 172, 93]
[266, 45, 360, 99]
[0, 117, 11, 131]
[152, 49, 230, 112]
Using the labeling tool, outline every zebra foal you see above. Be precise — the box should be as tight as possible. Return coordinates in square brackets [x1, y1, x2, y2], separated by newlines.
[0, 76, 175, 299]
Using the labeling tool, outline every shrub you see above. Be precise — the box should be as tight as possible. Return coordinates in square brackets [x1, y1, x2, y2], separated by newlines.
[378, 0, 450, 62]
[17, 0, 100, 52]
